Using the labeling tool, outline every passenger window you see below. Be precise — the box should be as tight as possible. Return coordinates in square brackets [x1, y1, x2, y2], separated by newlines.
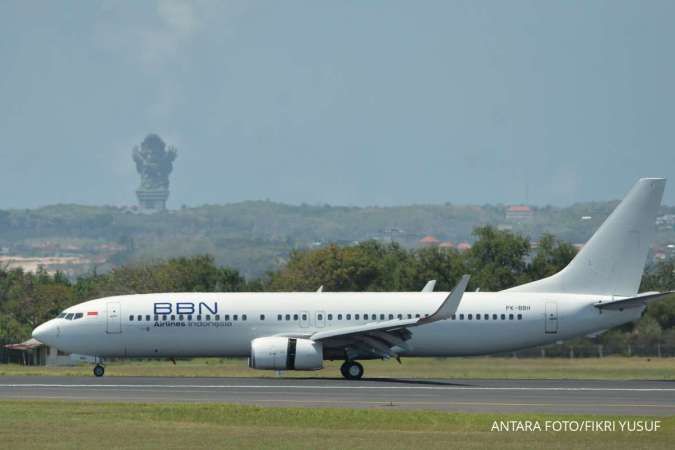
[187, 315, 192, 321]
[162, 315, 167, 321]
[293, 314, 298, 321]
[318, 314, 323, 320]
[277, 314, 282, 321]
[215, 314, 220, 321]
[476, 314, 480, 320]
[242, 315, 246, 321]
[397, 314, 402, 319]
[468, 314, 473, 320]
[388, 314, 394, 320]
[285, 314, 290, 321]
[451, 313, 456, 320]
[327, 314, 333, 320]
[517, 314, 522, 320]
[196, 315, 202, 321]
[302, 314, 307, 320]
[179, 315, 184, 321]
[484, 314, 489, 320]
[509, 314, 514, 320]
[338, 314, 343, 320]
[146, 315, 151, 321]
[260, 314, 265, 321]
[233, 315, 238, 321]
[346, 314, 351, 320]
[501, 314, 506, 320]
[363, 314, 368, 320]
[355, 314, 360, 320]
[206, 315, 211, 321]
[154, 315, 159, 321]
[74, 313, 83, 320]
[128, 315, 134, 321]
[492, 314, 498, 320]
[407, 314, 412, 319]
[459, 314, 464, 320]
[224, 314, 230, 321]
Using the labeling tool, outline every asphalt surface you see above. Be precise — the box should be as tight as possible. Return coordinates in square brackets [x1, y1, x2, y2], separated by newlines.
[1, 376, 674, 415]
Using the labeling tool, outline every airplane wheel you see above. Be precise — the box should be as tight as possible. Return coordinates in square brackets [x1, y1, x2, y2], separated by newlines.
[340, 361, 363, 380]
[93, 365, 105, 377]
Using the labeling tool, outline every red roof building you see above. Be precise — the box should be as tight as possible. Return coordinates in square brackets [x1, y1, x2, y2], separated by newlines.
[419, 235, 440, 246]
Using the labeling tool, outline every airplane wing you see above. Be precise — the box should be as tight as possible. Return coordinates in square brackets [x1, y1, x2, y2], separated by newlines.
[421, 280, 436, 292]
[593, 291, 675, 310]
[310, 275, 470, 359]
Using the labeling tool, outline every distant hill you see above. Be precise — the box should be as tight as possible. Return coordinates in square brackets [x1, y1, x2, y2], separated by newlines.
[0, 201, 673, 278]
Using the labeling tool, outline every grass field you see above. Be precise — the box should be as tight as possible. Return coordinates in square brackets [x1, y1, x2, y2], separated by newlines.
[0, 401, 672, 449]
[2, 356, 674, 380]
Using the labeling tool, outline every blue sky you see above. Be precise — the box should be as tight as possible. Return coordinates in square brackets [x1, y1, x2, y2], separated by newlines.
[1, 0, 674, 208]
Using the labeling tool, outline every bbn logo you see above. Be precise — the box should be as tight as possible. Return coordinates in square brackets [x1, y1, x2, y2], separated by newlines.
[153, 302, 218, 315]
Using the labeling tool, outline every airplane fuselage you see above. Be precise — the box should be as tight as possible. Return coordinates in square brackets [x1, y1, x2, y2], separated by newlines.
[36, 291, 642, 359]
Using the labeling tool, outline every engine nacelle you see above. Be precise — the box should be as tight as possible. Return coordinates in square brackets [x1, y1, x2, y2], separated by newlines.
[249, 337, 323, 370]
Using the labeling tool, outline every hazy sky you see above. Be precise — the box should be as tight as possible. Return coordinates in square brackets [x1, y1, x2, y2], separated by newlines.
[1, 0, 674, 209]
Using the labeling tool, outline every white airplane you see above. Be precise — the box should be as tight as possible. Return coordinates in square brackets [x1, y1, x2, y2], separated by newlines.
[33, 178, 672, 379]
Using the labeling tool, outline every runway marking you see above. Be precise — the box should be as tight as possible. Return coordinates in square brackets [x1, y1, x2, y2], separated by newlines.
[2, 384, 675, 392]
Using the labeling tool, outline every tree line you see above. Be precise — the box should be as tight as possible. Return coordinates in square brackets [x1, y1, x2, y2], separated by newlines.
[1, 226, 674, 349]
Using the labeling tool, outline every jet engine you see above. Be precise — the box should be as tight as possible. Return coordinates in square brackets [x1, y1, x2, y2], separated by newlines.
[249, 337, 323, 370]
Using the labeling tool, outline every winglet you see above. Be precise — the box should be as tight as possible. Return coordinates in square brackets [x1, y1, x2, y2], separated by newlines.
[317, 285, 323, 293]
[418, 275, 470, 324]
[421, 280, 436, 292]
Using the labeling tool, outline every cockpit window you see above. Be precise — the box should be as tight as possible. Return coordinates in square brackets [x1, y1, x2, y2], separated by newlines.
[57, 313, 67, 319]
[65, 313, 74, 320]
[74, 313, 83, 320]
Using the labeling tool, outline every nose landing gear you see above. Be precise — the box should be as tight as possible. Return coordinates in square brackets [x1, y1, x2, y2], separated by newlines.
[93, 364, 105, 377]
[340, 361, 364, 380]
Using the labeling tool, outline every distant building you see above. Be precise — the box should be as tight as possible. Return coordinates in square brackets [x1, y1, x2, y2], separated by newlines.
[3, 338, 91, 366]
[419, 235, 440, 247]
[656, 214, 675, 230]
[506, 205, 533, 221]
[438, 241, 455, 249]
[456, 242, 472, 252]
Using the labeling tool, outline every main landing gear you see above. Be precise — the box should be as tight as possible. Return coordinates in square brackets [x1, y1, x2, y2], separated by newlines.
[340, 361, 364, 380]
[93, 364, 105, 377]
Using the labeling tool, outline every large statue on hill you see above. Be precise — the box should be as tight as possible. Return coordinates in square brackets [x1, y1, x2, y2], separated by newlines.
[133, 134, 177, 211]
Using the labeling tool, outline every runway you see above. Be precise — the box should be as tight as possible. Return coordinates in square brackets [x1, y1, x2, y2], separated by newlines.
[1, 376, 674, 415]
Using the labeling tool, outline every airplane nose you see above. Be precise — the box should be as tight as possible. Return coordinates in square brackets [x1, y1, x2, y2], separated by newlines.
[32, 320, 59, 346]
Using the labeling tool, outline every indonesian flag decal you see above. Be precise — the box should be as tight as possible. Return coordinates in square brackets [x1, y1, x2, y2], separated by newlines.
[87, 311, 98, 317]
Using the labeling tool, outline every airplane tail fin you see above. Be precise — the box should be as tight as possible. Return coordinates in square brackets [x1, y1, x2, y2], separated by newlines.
[505, 178, 666, 296]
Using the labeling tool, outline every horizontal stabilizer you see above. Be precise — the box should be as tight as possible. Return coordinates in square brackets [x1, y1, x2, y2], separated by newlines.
[594, 291, 675, 310]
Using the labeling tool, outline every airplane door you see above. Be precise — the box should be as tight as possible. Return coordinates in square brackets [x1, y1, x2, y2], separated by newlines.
[300, 311, 310, 328]
[315, 311, 326, 328]
[106, 302, 122, 334]
[545, 302, 558, 334]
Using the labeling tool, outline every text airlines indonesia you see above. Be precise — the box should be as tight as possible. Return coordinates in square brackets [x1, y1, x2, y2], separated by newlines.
[33, 178, 673, 379]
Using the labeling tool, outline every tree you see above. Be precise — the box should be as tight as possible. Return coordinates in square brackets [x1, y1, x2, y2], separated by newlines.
[465, 226, 530, 291]
[528, 233, 577, 280]
[640, 261, 675, 329]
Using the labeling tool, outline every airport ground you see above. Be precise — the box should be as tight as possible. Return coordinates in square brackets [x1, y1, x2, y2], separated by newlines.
[0, 401, 673, 450]
[2, 356, 674, 380]
[2, 357, 673, 449]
